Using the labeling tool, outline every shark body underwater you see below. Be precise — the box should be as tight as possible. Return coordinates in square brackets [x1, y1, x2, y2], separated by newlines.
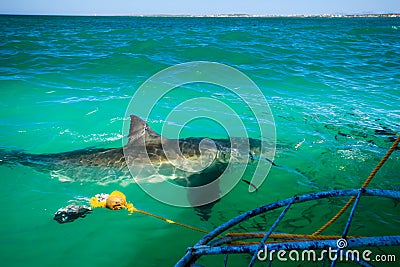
[1, 115, 266, 219]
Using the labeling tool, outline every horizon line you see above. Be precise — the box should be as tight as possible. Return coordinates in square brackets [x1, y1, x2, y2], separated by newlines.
[1, 12, 400, 18]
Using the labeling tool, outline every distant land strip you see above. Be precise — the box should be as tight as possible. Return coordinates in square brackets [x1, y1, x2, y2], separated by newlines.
[128, 13, 400, 18]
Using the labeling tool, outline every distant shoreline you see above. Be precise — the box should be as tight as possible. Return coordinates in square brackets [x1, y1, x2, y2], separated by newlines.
[1, 13, 400, 18]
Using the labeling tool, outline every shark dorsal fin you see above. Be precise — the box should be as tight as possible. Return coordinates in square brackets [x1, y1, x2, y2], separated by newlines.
[128, 115, 161, 145]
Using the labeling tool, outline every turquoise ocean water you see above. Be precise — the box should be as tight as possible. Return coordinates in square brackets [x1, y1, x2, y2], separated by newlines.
[0, 15, 399, 266]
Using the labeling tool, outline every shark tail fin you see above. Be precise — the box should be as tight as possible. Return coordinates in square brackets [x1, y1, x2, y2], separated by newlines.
[0, 149, 53, 169]
[0, 149, 25, 166]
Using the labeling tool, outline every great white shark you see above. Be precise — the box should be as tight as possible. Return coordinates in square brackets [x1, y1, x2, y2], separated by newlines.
[1, 115, 269, 218]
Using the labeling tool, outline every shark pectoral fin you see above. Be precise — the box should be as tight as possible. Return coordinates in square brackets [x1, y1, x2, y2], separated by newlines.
[128, 115, 163, 145]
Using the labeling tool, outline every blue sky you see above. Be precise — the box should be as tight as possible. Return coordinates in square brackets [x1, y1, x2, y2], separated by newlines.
[0, 0, 399, 15]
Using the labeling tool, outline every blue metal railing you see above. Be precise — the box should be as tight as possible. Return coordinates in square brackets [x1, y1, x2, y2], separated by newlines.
[175, 189, 400, 267]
